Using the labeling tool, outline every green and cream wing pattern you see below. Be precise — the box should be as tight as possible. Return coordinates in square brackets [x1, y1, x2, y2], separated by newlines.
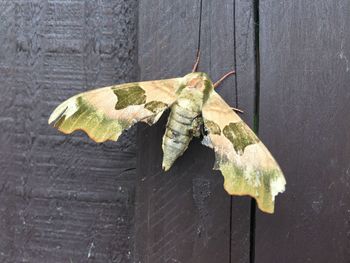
[49, 78, 181, 143]
[202, 90, 286, 213]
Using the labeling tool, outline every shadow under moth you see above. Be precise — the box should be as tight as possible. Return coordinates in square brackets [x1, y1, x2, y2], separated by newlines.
[48, 55, 286, 214]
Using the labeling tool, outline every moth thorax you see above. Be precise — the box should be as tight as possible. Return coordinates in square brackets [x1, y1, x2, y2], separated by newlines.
[176, 98, 200, 113]
[177, 89, 204, 113]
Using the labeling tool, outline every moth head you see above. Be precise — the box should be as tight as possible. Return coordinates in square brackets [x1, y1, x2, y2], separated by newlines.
[182, 72, 214, 95]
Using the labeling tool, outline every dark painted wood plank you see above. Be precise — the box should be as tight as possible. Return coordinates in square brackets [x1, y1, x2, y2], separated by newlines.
[200, 0, 255, 262]
[233, 0, 257, 261]
[0, 1, 137, 262]
[136, 2, 226, 262]
[136, 0, 253, 262]
[136, 1, 226, 262]
[235, 0, 256, 127]
[256, 1, 350, 262]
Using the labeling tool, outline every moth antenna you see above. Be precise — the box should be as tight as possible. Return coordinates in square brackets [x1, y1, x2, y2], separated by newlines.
[213, 70, 236, 88]
[192, 50, 201, 72]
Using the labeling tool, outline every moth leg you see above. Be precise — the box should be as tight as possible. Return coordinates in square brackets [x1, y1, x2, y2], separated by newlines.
[213, 70, 236, 88]
[192, 50, 201, 72]
[191, 115, 203, 138]
[200, 123, 208, 137]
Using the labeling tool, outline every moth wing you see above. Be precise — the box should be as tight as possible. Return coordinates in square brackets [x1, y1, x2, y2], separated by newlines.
[202, 90, 286, 213]
[49, 78, 182, 143]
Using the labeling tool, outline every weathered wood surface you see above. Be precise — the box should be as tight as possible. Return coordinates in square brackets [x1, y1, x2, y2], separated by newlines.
[2, 0, 349, 262]
[136, 0, 254, 262]
[255, 1, 350, 262]
[233, 1, 257, 261]
[0, 1, 137, 262]
[200, 0, 256, 261]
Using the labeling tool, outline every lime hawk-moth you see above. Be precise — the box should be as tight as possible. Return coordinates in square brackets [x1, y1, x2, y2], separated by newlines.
[48, 55, 286, 214]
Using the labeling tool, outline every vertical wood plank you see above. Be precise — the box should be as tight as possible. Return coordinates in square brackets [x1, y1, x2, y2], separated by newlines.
[200, 0, 255, 262]
[233, 0, 257, 261]
[136, 2, 230, 262]
[136, 0, 253, 262]
[235, 0, 256, 126]
[0, 1, 138, 262]
[256, 1, 350, 262]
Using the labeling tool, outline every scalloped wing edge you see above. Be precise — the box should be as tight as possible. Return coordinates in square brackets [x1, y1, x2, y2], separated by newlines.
[203, 134, 286, 214]
[48, 94, 129, 143]
[49, 79, 182, 143]
[48, 92, 170, 143]
[201, 90, 286, 213]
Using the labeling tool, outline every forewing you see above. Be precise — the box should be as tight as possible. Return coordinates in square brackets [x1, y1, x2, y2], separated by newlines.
[202, 90, 286, 213]
[49, 78, 181, 143]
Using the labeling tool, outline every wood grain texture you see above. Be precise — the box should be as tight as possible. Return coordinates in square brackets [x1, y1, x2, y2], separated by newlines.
[200, 0, 255, 261]
[136, 1, 219, 262]
[136, 0, 254, 262]
[0, 1, 137, 262]
[232, 0, 257, 260]
[255, 1, 350, 262]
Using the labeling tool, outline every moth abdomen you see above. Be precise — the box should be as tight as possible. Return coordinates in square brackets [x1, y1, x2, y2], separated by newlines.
[161, 100, 200, 171]
[171, 111, 193, 125]
[165, 127, 188, 143]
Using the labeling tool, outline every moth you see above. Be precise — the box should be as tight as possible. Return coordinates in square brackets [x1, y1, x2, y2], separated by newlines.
[48, 54, 286, 213]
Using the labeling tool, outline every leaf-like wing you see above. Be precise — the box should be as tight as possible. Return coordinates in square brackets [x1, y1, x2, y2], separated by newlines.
[202, 90, 286, 213]
[49, 78, 181, 143]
